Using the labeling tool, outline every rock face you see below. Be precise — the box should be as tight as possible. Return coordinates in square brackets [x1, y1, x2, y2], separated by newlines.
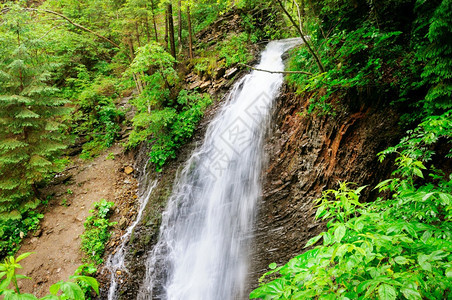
[247, 86, 402, 292]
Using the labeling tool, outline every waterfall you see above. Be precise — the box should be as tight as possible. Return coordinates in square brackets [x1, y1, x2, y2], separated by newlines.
[138, 39, 301, 300]
[106, 161, 157, 300]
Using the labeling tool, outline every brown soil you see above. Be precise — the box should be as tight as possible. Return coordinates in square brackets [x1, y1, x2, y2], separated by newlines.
[16, 144, 139, 298]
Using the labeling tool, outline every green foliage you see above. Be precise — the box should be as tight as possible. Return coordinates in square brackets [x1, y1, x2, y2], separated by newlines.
[0, 6, 70, 219]
[80, 200, 115, 265]
[73, 264, 97, 300]
[251, 112, 452, 299]
[148, 90, 212, 171]
[218, 32, 253, 67]
[63, 66, 124, 159]
[284, 0, 452, 120]
[0, 211, 43, 259]
[126, 42, 212, 170]
[0, 253, 99, 300]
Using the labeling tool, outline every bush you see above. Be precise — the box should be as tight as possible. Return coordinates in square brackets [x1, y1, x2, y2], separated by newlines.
[80, 199, 115, 265]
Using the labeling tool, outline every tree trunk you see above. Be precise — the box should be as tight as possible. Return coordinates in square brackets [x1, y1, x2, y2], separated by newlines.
[135, 21, 141, 47]
[164, 6, 168, 50]
[178, 0, 182, 51]
[145, 15, 151, 43]
[187, 5, 194, 60]
[151, 0, 159, 42]
[167, 3, 176, 59]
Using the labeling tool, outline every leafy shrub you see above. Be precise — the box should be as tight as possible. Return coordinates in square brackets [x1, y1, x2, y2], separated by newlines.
[80, 200, 115, 265]
[0, 211, 43, 259]
[74, 264, 98, 300]
[148, 90, 212, 171]
[64, 66, 124, 159]
[0, 252, 99, 300]
[218, 32, 253, 67]
[251, 111, 452, 299]
[126, 42, 212, 171]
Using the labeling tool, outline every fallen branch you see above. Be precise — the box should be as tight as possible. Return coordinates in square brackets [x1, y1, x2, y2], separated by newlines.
[240, 63, 312, 75]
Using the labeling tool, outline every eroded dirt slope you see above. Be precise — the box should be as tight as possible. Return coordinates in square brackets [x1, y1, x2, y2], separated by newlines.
[17, 144, 139, 297]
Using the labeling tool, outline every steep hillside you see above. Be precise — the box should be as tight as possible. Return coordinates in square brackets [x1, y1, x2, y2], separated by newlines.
[248, 84, 402, 291]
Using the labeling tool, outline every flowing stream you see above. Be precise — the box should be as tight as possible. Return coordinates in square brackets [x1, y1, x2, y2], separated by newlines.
[137, 39, 301, 300]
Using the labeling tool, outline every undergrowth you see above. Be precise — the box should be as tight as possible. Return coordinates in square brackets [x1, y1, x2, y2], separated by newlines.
[80, 199, 115, 265]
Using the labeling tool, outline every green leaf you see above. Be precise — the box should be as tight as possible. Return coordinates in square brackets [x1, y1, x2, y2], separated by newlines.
[417, 254, 432, 272]
[412, 168, 424, 178]
[49, 282, 61, 295]
[394, 256, 408, 265]
[446, 267, 452, 278]
[39, 296, 59, 300]
[304, 234, 323, 248]
[15, 294, 38, 300]
[59, 281, 84, 299]
[400, 287, 422, 300]
[378, 284, 397, 300]
[334, 224, 346, 243]
[268, 263, 277, 270]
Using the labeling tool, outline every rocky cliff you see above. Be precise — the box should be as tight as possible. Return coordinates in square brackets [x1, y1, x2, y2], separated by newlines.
[248, 85, 402, 292]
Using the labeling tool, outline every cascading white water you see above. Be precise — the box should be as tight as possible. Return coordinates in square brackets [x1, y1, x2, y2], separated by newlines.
[138, 39, 302, 300]
[105, 161, 157, 300]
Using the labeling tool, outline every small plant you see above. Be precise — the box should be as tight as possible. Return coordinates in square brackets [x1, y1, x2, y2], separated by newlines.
[0, 252, 99, 299]
[74, 264, 98, 300]
[0, 211, 43, 259]
[67, 189, 73, 195]
[61, 198, 69, 207]
[80, 200, 116, 264]
[106, 152, 115, 160]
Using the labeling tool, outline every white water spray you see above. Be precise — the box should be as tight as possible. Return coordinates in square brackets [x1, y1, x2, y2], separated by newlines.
[138, 39, 301, 300]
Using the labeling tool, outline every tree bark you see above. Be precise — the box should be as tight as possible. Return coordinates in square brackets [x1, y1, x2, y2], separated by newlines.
[178, 0, 182, 51]
[187, 5, 194, 60]
[167, 3, 176, 59]
[150, 0, 159, 42]
[164, 6, 168, 50]
[145, 15, 151, 43]
[135, 21, 141, 47]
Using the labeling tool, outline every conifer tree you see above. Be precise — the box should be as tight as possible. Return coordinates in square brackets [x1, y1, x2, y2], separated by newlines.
[0, 8, 70, 219]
